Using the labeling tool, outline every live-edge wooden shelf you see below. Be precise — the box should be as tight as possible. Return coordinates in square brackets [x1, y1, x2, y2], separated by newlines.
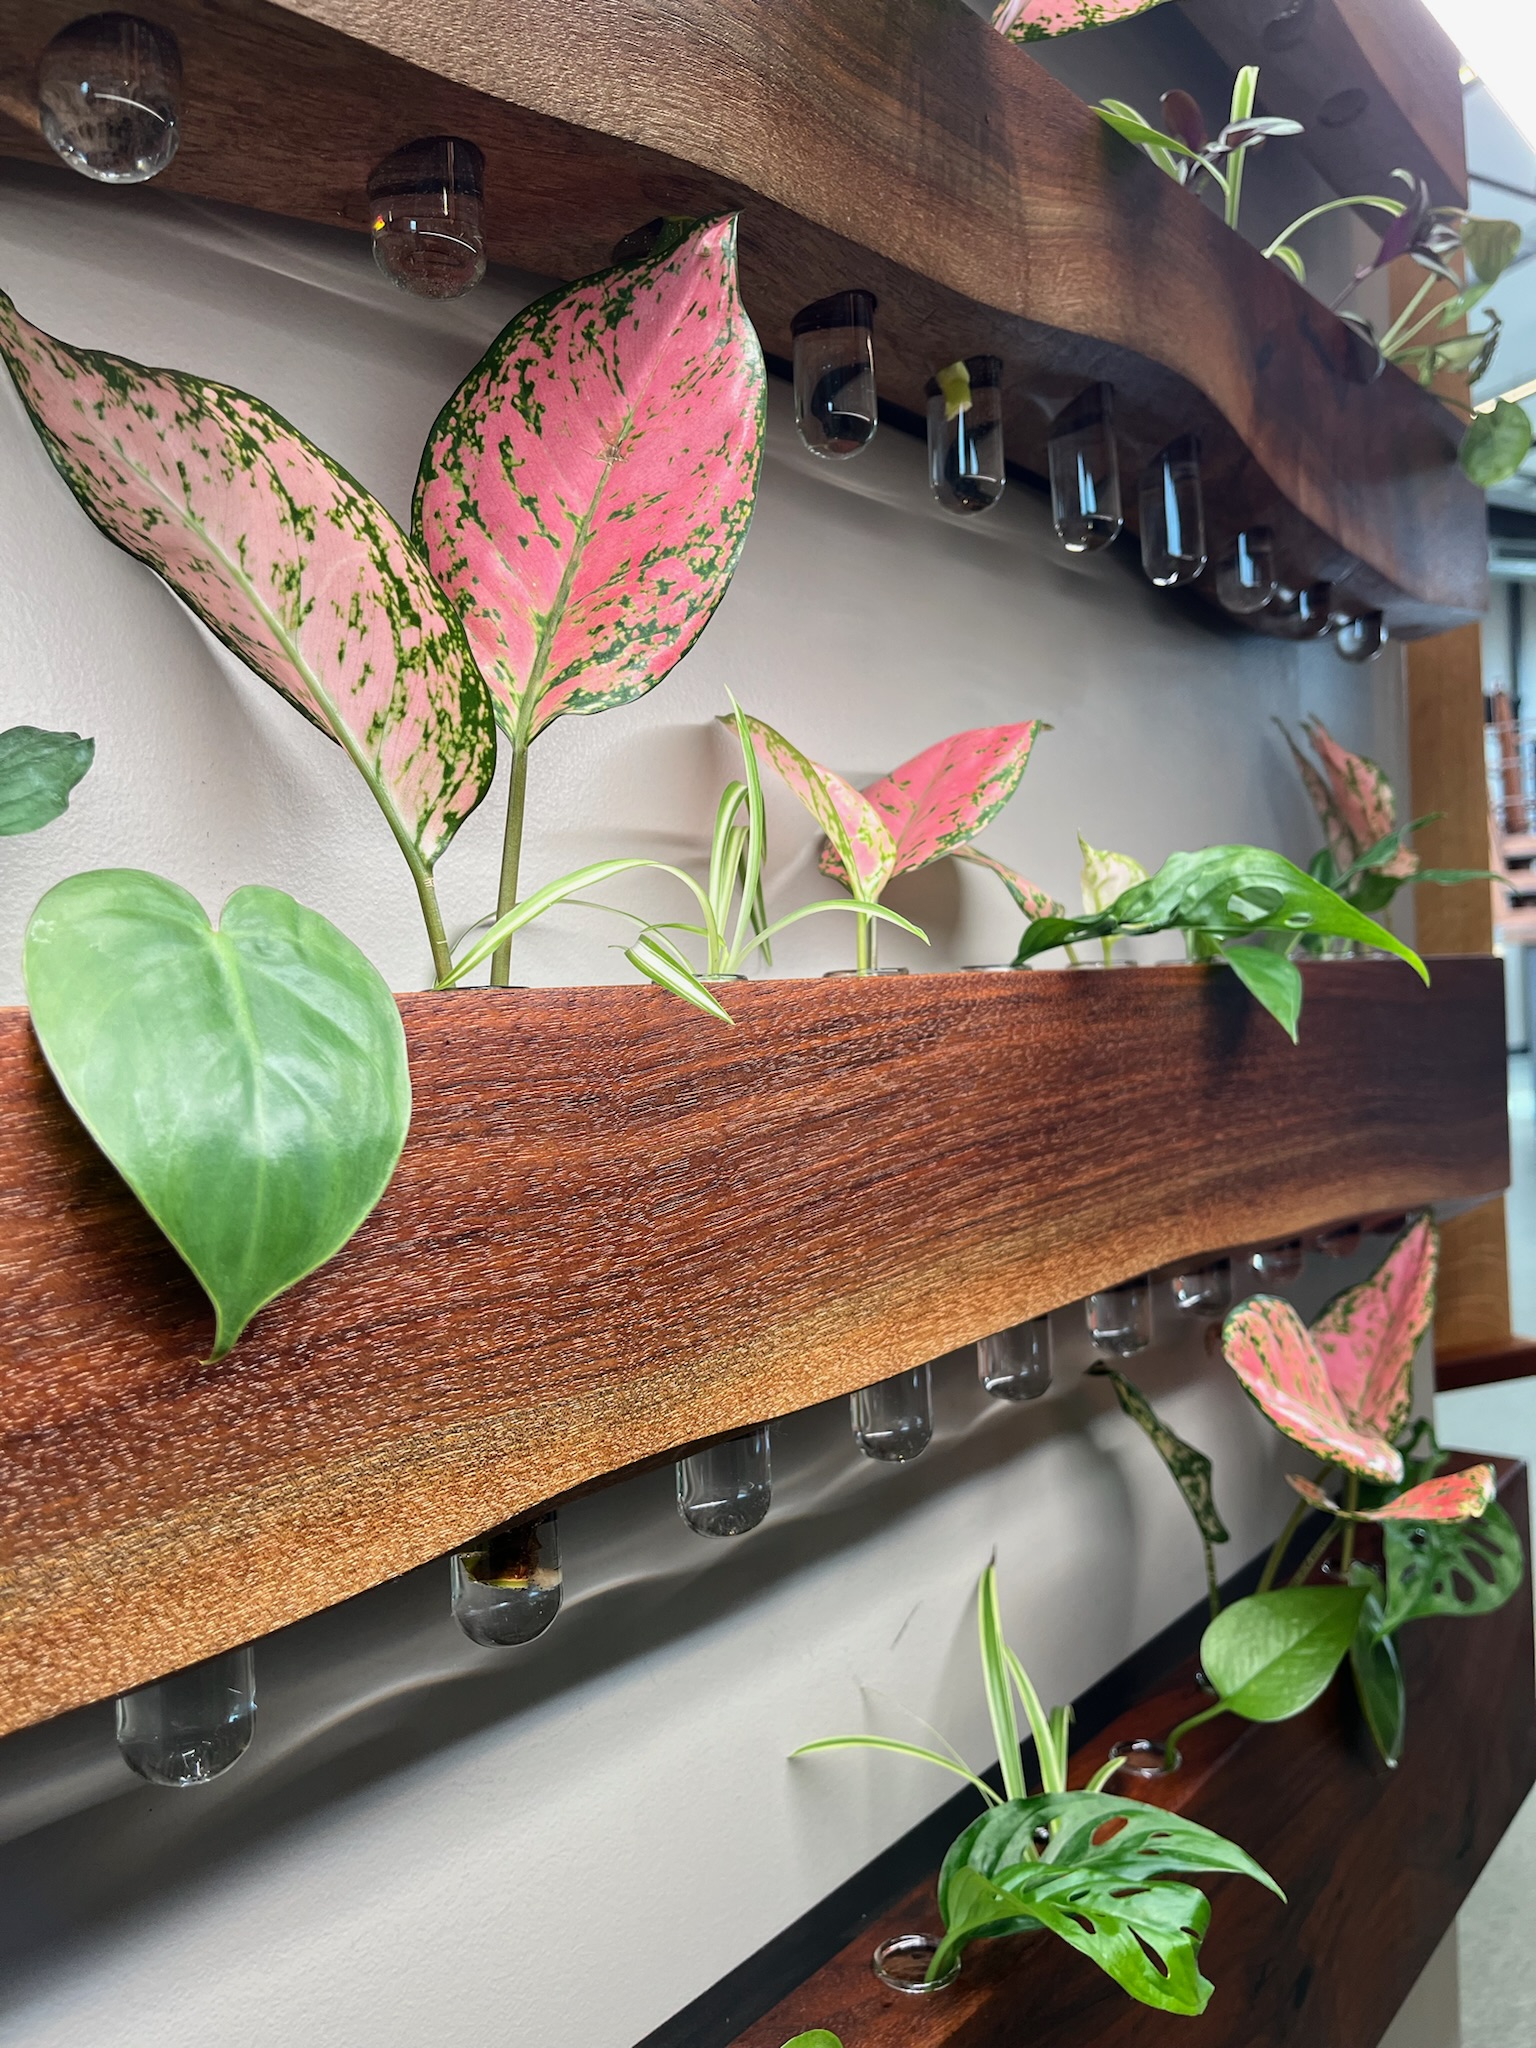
[0, 0, 1488, 636]
[0, 958, 1508, 1734]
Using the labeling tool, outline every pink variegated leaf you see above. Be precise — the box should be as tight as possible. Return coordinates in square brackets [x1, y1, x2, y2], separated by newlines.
[1312, 1217, 1437, 1441]
[1303, 717, 1418, 880]
[1279, 722, 1356, 872]
[415, 217, 764, 744]
[1221, 1296, 1404, 1483]
[993, 0, 1172, 40]
[1287, 1465, 1494, 1522]
[0, 291, 496, 869]
[817, 723, 1045, 885]
[953, 845, 1061, 919]
[744, 713, 897, 901]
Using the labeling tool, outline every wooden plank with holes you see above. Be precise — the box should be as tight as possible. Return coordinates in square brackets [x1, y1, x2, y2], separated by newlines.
[734, 1461, 1535, 2048]
[0, 959, 1509, 1734]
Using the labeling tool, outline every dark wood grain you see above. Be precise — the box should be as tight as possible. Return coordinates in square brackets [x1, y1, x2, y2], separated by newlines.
[1437, 1337, 1536, 1393]
[0, 960, 1507, 1733]
[734, 1460, 1536, 2048]
[0, 0, 1486, 632]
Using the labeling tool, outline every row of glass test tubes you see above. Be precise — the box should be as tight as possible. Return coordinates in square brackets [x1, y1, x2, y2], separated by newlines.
[32, 16, 1385, 665]
[114, 1226, 1380, 1789]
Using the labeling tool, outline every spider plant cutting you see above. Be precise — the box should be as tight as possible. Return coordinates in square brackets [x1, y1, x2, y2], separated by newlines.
[0, 725, 92, 836]
[1011, 844, 1428, 1039]
[1281, 715, 1495, 926]
[753, 720, 1053, 973]
[1094, 70, 1531, 482]
[794, 1565, 1280, 2012]
[415, 215, 765, 988]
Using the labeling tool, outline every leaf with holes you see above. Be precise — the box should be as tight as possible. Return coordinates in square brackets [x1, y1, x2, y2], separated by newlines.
[0, 725, 93, 836]
[24, 869, 410, 1358]
[0, 290, 494, 874]
[817, 723, 1046, 886]
[1288, 1464, 1494, 1524]
[1348, 1564, 1406, 1767]
[743, 712, 896, 904]
[1200, 1586, 1365, 1722]
[415, 216, 765, 746]
[1221, 1296, 1404, 1481]
[1380, 1499, 1526, 1633]
[1090, 1366, 1228, 1547]
[1311, 1217, 1437, 1440]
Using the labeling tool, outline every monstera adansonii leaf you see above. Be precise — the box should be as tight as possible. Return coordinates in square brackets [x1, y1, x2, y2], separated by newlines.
[934, 1792, 1281, 2012]
[25, 870, 410, 1357]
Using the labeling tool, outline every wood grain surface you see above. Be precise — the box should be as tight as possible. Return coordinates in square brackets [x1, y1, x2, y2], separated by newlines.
[734, 1459, 1536, 2048]
[0, 0, 1486, 632]
[0, 960, 1509, 1733]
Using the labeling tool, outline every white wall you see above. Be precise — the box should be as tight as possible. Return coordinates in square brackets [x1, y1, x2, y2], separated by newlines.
[0, 156, 1424, 2048]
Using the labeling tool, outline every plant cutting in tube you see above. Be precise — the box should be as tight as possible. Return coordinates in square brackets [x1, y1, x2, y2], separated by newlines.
[794, 1565, 1279, 2012]
[1090, 1365, 1228, 1617]
[993, 0, 1173, 40]
[0, 725, 93, 836]
[415, 215, 766, 987]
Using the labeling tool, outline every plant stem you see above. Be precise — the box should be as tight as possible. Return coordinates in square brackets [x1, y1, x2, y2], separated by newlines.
[1204, 1537, 1221, 1621]
[856, 903, 876, 976]
[1287, 1517, 1342, 1587]
[1265, 194, 1404, 259]
[1163, 1700, 1226, 1771]
[1258, 1496, 1312, 1595]
[416, 869, 454, 986]
[1339, 1473, 1361, 1574]
[1378, 274, 1437, 355]
[490, 739, 529, 989]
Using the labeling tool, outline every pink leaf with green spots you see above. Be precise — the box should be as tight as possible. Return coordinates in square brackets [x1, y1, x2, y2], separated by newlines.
[1287, 1465, 1494, 1522]
[993, 0, 1172, 41]
[1221, 1296, 1404, 1483]
[415, 216, 765, 746]
[817, 722, 1045, 889]
[1303, 717, 1418, 879]
[743, 712, 896, 902]
[1312, 1217, 1436, 1441]
[0, 290, 496, 873]
[1279, 723, 1355, 875]
[953, 845, 1060, 919]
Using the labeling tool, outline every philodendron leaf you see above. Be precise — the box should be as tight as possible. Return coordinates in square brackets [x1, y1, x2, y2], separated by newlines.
[1461, 399, 1533, 488]
[1462, 215, 1523, 286]
[1312, 1215, 1437, 1440]
[1348, 1564, 1406, 1767]
[0, 725, 93, 835]
[1079, 834, 1147, 914]
[1220, 942, 1303, 1041]
[780, 2035, 842, 2048]
[1090, 1366, 1229, 1546]
[1200, 1586, 1365, 1722]
[1289, 1464, 1495, 1523]
[743, 711, 897, 903]
[415, 217, 765, 745]
[0, 291, 494, 871]
[24, 870, 410, 1358]
[1380, 1499, 1526, 1633]
[1221, 1295, 1405, 1482]
[818, 723, 1047, 884]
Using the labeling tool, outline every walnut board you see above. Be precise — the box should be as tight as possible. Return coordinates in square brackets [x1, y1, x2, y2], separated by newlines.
[0, 959, 1507, 1732]
[0, 0, 1487, 634]
[732, 1460, 1536, 2048]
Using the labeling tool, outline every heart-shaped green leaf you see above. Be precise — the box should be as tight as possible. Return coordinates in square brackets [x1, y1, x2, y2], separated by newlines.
[0, 725, 94, 836]
[1461, 398, 1533, 488]
[1381, 1499, 1526, 1633]
[24, 870, 410, 1356]
[780, 2035, 842, 2048]
[1348, 1564, 1405, 1766]
[1200, 1585, 1365, 1721]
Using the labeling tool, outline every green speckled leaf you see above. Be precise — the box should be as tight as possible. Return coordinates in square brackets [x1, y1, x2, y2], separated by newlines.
[1091, 1365, 1228, 1546]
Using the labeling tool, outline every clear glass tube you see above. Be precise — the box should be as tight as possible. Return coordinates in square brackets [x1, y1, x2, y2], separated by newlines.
[368, 137, 487, 299]
[1314, 1220, 1363, 1259]
[926, 356, 1005, 515]
[851, 1364, 933, 1461]
[978, 1317, 1053, 1400]
[1139, 435, 1206, 586]
[1269, 582, 1334, 639]
[38, 13, 182, 183]
[1248, 1238, 1304, 1284]
[792, 291, 878, 459]
[115, 1647, 255, 1786]
[1335, 611, 1388, 663]
[452, 1511, 563, 1644]
[677, 1429, 772, 1536]
[1048, 383, 1122, 553]
[1215, 527, 1276, 614]
[1170, 1258, 1233, 1319]
[1086, 1277, 1152, 1357]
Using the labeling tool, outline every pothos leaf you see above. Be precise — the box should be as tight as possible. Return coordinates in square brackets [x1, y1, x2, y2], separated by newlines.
[1200, 1586, 1365, 1721]
[1380, 1499, 1526, 1633]
[780, 2035, 843, 2048]
[24, 870, 410, 1358]
[1461, 399, 1533, 489]
[415, 216, 765, 744]
[1348, 1564, 1406, 1767]
[0, 725, 93, 836]
[0, 290, 494, 873]
[1090, 1365, 1229, 1545]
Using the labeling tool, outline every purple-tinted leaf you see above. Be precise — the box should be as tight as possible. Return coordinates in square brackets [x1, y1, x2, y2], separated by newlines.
[1216, 117, 1304, 149]
[1374, 177, 1431, 270]
[0, 291, 496, 870]
[1160, 90, 1208, 154]
[415, 217, 765, 744]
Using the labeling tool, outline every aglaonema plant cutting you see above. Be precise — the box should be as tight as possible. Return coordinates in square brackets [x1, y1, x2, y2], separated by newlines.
[751, 719, 1054, 972]
[794, 1565, 1280, 2013]
[992, 0, 1171, 39]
